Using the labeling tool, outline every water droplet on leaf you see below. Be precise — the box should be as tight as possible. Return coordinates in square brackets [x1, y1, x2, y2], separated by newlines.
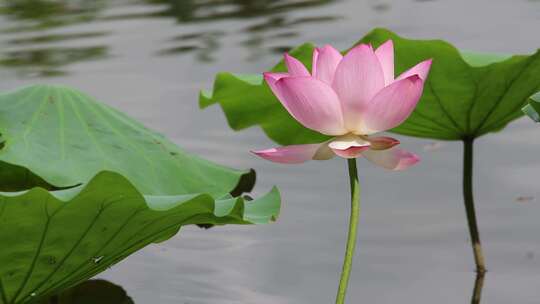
[92, 256, 104, 264]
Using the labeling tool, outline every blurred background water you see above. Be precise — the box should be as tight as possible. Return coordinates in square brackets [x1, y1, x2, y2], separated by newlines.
[0, 0, 539, 303]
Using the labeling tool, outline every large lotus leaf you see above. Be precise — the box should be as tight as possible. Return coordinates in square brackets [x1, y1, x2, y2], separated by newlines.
[200, 28, 540, 144]
[0, 85, 248, 197]
[0, 85, 280, 304]
[523, 92, 540, 122]
[0, 171, 279, 304]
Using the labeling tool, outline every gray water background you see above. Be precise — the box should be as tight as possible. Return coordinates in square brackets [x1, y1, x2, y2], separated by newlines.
[0, 0, 539, 303]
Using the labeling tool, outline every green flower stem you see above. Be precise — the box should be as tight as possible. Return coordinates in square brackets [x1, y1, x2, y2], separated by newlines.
[463, 138, 487, 274]
[335, 159, 360, 304]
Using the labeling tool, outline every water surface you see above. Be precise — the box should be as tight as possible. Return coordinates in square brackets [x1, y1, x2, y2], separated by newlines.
[0, 0, 539, 303]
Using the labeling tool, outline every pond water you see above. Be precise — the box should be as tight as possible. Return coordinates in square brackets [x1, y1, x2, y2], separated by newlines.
[0, 0, 539, 303]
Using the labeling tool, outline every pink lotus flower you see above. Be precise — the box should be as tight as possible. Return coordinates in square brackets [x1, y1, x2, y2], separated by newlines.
[253, 41, 432, 170]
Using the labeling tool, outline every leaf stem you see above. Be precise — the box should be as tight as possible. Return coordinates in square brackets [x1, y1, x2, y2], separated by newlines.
[335, 159, 360, 304]
[463, 138, 486, 274]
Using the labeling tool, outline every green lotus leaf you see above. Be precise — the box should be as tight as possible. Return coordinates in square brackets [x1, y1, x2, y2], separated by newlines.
[0, 85, 255, 196]
[522, 91, 540, 122]
[0, 85, 280, 304]
[200, 28, 540, 143]
[0, 172, 279, 304]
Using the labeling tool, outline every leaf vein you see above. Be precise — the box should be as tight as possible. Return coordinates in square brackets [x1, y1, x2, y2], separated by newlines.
[9, 197, 52, 304]
[80, 97, 161, 188]
[474, 55, 538, 134]
[18, 201, 112, 302]
[37, 207, 145, 297]
[428, 82, 465, 134]
[0, 278, 8, 304]
[68, 97, 108, 170]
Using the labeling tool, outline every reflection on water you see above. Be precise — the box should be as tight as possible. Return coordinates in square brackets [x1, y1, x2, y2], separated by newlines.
[110, 0, 337, 22]
[0, 0, 339, 76]
[471, 273, 485, 304]
[7, 31, 108, 45]
[239, 14, 340, 59]
[135, 0, 340, 59]
[1, 0, 539, 303]
[0, 0, 109, 77]
[0, 1, 106, 32]
[158, 30, 223, 62]
[0, 45, 108, 77]
[39, 280, 133, 304]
